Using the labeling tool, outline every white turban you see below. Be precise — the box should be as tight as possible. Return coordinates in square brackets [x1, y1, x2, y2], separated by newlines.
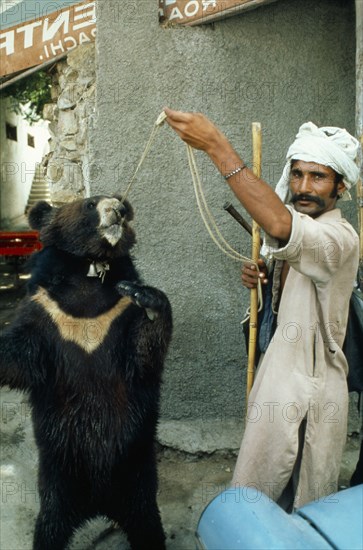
[275, 122, 361, 202]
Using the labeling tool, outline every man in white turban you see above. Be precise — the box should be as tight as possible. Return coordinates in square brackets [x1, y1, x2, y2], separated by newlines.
[165, 108, 360, 510]
[262, 121, 361, 256]
[276, 121, 360, 200]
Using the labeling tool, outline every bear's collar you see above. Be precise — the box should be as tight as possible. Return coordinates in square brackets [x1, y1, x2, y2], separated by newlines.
[87, 261, 110, 283]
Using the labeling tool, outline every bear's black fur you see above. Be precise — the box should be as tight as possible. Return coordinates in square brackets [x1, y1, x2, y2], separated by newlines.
[0, 195, 172, 550]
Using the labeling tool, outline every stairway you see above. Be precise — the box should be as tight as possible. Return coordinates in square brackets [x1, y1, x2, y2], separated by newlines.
[25, 163, 51, 212]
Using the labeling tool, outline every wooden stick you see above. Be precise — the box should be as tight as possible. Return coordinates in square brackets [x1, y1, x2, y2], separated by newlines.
[355, 0, 363, 288]
[246, 123, 262, 401]
[357, 174, 363, 290]
[223, 202, 253, 236]
[223, 202, 263, 245]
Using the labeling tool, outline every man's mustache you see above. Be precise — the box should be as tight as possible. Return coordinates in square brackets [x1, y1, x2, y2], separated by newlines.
[291, 194, 325, 208]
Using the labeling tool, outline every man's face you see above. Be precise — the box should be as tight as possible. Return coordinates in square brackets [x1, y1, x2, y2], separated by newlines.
[289, 160, 346, 218]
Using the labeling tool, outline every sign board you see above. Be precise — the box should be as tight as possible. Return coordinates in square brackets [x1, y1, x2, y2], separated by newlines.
[159, 0, 280, 26]
[0, 0, 96, 77]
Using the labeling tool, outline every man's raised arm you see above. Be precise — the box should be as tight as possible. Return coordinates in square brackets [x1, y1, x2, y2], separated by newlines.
[164, 107, 292, 243]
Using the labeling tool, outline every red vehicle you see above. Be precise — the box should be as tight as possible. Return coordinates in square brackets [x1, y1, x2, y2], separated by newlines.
[0, 231, 42, 285]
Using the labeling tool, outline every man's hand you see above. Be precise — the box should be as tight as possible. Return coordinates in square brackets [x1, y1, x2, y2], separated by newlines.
[241, 259, 268, 289]
[164, 107, 231, 157]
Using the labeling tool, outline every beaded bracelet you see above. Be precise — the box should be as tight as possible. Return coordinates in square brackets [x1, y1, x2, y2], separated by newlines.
[224, 164, 247, 180]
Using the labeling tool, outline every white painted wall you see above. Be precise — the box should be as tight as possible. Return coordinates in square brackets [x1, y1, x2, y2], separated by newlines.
[0, 96, 50, 227]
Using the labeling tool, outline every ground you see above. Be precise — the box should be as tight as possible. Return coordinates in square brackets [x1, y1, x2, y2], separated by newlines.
[0, 261, 361, 550]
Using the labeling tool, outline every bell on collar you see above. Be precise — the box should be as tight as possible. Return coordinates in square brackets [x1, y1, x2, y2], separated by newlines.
[87, 262, 98, 278]
[87, 261, 110, 283]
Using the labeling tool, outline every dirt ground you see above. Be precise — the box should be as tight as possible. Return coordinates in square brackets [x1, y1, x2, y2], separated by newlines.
[0, 263, 361, 550]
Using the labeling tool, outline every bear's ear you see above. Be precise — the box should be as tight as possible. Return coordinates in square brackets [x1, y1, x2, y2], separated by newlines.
[28, 201, 54, 230]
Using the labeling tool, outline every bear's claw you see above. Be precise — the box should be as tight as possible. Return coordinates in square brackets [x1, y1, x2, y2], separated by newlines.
[116, 281, 143, 305]
[116, 281, 169, 319]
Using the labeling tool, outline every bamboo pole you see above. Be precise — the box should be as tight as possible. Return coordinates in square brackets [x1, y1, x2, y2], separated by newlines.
[356, 0, 363, 288]
[357, 177, 363, 279]
[246, 123, 262, 401]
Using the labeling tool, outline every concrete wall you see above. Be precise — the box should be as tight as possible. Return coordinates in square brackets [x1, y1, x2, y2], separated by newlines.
[0, 97, 49, 228]
[91, 0, 357, 431]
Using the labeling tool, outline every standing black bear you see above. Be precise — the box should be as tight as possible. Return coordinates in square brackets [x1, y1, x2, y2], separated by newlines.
[0, 195, 172, 550]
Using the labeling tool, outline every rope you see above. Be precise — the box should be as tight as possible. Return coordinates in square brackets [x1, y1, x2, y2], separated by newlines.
[122, 111, 263, 308]
[121, 111, 167, 203]
[187, 144, 253, 263]
[186, 143, 263, 310]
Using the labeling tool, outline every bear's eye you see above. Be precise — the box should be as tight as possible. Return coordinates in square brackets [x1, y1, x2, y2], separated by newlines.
[87, 201, 96, 210]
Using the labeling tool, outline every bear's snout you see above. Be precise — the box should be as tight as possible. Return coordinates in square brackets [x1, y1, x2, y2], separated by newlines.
[97, 198, 125, 228]
[118, 203, 128, 218]
[96, 197, 134, 248]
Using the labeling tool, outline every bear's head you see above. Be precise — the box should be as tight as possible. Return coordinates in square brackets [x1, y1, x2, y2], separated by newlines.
[28, 195, 136, 260]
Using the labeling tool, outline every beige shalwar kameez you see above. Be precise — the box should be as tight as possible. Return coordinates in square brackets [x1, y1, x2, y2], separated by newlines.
[232, 206, 359, 509]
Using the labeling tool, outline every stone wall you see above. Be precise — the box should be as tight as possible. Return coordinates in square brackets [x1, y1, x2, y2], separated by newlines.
[43, 43, 96, 205]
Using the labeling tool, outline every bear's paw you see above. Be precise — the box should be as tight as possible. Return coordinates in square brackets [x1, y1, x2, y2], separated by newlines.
[116, 281, 170, 321]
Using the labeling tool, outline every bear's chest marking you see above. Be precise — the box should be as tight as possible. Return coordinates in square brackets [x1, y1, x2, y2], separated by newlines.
[32, 288, 132, 353]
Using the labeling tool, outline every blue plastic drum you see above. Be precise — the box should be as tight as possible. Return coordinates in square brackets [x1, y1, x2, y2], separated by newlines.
[196, 484, 363, 549]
